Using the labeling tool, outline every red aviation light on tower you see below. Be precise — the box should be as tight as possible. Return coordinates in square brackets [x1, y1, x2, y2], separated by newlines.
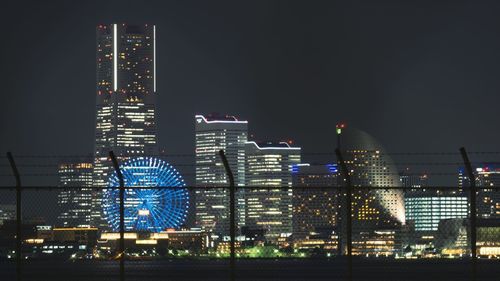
[336, 123, 346, 135]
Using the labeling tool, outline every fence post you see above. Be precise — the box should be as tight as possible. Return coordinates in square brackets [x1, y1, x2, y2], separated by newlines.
[6, 152, 22, 281]
[335, 148, 352, 281]
[459, 147, 477, 281]
[219, 149, 235, 281]
[109, 151, 125, 281]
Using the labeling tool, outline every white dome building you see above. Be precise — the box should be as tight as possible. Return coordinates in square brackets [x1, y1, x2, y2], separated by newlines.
[339, 127, 405, 226]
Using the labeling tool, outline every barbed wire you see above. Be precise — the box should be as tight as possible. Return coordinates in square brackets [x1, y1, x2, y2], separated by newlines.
[1, 159, 498, 167]
[2, 151, 500, 158]
[2, 160, 495, 165]
[0, 171, 465, 177]
[0, 185, 498, 190]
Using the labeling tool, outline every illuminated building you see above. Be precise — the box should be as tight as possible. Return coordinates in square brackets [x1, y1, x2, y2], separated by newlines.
[435, 218, 469, 256]
[99, 228, 209, 255]
[42, 228, 96, 256]
[93, 24, 158, 228]
[57, 162, 94, 228]
[400, 169, 429, 188]
[293, 231, 339, 255]
[195, 114, 247, 236]
[337, 127, 405, 226]
[216, 241, 243, 256]
[52, 227, 99, 246]
[477, 218, 500, 257]
[15, 227, 98, 259]
[36, 225, 53, 240]
[166, 229, 209, 254]
[0, 220, 40, 258]
[0, 205, 15, 226]
[459, 163, 500, 218]
[352, 230, 396, 256]
[33, 227, 98, 245]
[345, 149, 405, 225]
[291, 164, 338, 240]
[405, 190, 468, 232]
[339, 130, 404, 223]
[244, 141, 301, 240]
[336, 126, 404, 255]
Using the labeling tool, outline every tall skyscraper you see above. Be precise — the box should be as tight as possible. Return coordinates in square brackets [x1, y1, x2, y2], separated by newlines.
[57, 162, 94, 227]
[92, 24, 158, 227]
[292, 163, 338, 240]
[245, 141, 301, 240]
[195, 114, 247, 236]
[336, 126, 404, 254]
[459, 164, 500, 219]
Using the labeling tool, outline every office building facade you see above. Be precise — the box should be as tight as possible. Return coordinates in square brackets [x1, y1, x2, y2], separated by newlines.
[245, 141, 301, 240]
[292, 163, 338, 240]
[405, 190, 468, 232]
[459, 164, 500, 219]
[57, 163, 94, 228]
[195, 114, 247, 235]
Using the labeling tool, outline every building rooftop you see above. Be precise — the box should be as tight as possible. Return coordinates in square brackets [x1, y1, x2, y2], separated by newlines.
[246, 141, 301, 150]
[195, 114, 247, 123]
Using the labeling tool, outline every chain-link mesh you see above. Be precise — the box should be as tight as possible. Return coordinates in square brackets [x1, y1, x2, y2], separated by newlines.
[1, 152, 500, 280]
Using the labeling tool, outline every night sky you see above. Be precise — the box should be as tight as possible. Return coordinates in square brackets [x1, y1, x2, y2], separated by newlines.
[2, 0, 500, 159]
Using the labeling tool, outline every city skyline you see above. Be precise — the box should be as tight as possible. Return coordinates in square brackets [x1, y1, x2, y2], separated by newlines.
[0, 17, 493, 233]
[1, 2, 500, 279]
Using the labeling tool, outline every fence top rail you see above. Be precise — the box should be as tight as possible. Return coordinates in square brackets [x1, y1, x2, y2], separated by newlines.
[0, 185, 498, 190]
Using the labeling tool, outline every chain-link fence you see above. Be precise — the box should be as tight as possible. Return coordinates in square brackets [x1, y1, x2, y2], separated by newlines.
[0, 150, 499, 280]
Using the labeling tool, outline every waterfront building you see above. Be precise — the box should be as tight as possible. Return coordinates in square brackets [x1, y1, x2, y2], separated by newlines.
[405, 190, 468, 232]
[244, 141, 301, 240]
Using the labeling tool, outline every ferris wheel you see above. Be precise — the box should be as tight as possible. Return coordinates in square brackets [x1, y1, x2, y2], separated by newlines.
[103, 157, 189, 232]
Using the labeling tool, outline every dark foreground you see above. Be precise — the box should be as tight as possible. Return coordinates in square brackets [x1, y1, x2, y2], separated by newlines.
[0, 258, 498, 281]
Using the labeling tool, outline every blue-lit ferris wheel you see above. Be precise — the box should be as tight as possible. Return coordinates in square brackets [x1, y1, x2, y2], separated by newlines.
[103, 157, 189, 233]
